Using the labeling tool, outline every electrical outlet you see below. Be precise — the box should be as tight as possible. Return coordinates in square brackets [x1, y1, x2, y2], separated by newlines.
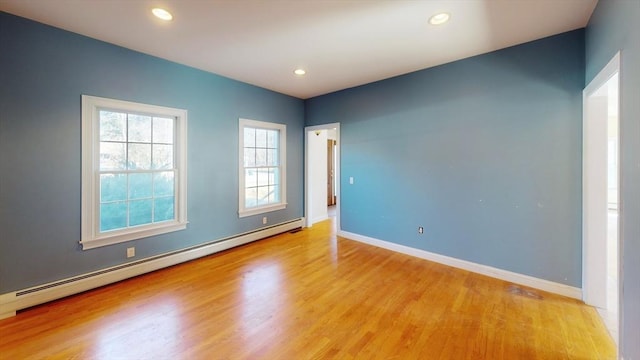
[262, 216, 267, 225]
[418, 226, 424, 234]
[126, 247, 135, 258]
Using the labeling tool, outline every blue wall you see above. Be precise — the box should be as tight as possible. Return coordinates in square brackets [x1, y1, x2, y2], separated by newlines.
[306, 30, 585, 287]
[0, 12, 304, 293]
[586, 1, 640, 358]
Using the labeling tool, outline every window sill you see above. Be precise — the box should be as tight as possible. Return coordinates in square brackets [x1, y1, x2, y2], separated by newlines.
[238, 203, 287, 218]
[81, 221, 188, 250]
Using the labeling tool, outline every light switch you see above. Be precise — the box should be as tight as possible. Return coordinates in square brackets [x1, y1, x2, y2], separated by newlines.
[349, 177, 354, 184]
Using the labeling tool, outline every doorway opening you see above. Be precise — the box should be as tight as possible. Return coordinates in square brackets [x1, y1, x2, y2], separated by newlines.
[305, 123, 340, 230]
[583, 52, 620, 347]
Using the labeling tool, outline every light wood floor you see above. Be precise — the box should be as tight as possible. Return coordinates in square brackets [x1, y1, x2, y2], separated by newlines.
[0, 218, 615, 359]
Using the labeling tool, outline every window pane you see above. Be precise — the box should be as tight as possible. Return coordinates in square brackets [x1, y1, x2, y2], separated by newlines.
[99, 111, 126, 141]
[245, 187, 257, 208]
[257, 168, 269, 186]
[268, 185, 277, 203]
[100, 142, 126, 171]
[100, 173, 127, 202]
[154, 171, 174, 197]
[267, 148, 278, 166]
[257, 186, 269, 205]
[129, 199, 153, 226]
[244, 148, 256, 167]
[268, 168, 277, 185]
[153, 144, 173, 169]
[244, 127, 255, 147]
[128, 173, 152, 200]
[256, 148, 267, 167]
[245, 169, 257, 188]
[100, 201, 127, 232]
[255, 129, 267, 147]
[128, 114, 152, 143]
[154, 196, 174, 222]
[128, 143, 151, 170]
[153, 117, 174, 144]
[267, 130, 278, 148]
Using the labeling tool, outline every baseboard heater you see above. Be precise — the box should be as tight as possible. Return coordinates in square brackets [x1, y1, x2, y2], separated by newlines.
[0, 218, 304, 320]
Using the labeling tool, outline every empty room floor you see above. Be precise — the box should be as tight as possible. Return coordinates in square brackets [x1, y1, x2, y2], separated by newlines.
[0, 218, 615, 359]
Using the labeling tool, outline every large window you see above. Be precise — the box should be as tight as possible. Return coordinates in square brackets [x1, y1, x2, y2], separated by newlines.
[238, 118, 286, 217]
[81, 95, 187, 249]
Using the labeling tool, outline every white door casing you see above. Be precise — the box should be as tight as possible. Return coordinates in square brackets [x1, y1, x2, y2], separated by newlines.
[582, 52, 620, 310]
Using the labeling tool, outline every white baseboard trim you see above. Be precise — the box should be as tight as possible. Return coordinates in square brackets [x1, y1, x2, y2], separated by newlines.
[596, 307, 619, 346]
[310, 214, 329, 226]
[338, 230, 582, 300]
[0, 218, 304, 320]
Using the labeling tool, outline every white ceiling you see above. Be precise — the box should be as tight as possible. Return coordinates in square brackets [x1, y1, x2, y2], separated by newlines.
[0, 0, 597, 99]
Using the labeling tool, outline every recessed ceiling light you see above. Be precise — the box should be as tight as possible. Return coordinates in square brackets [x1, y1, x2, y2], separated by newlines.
[429, 12, 450, 25]
[294, 69, 306, 76]
[152, 8, 173, 21]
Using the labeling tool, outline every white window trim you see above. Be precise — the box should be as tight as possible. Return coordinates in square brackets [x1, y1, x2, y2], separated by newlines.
[238, 118, 287, 218]
[81, 95, 188, 250]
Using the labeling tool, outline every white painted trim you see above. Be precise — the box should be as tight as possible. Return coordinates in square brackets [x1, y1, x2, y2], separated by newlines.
[596, 307, 619, 345]
[584, 52, 621, 96]
[80, 95, 188, 249]
[582, 88, 610, 308]
[0, 218, 304, 319]
[238, 203, 287, 218]
[582, 51, 621, 304]
[582, 51, 622, 352]
[338, 230, 582, 299]
[310, 215, 330, 225]
[0, 293, 16, 320]
[238, 118, 287, 218]
[81, 223, 188, 250]
[304, 123, 340, 230]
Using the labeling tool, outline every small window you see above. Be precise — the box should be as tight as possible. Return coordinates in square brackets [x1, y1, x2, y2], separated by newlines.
[239, 118, 287, 217]
[81, 95, 187, 249]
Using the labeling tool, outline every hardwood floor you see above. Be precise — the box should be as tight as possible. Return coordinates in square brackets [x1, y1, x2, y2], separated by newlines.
[0, 218, 615, 359]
